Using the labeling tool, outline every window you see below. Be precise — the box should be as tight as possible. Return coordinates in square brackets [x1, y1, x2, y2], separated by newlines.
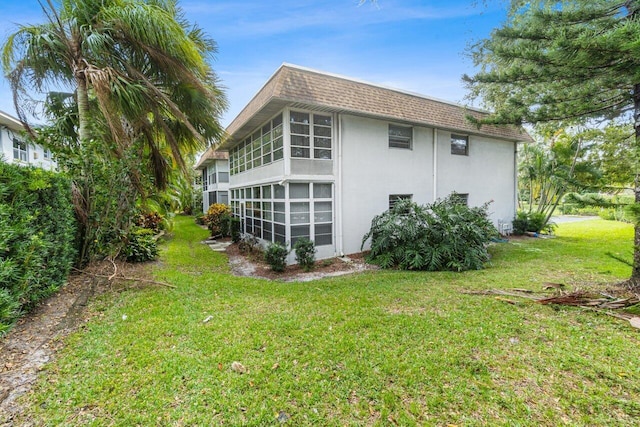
[13, 139, 27, 162]
[218, 191, 229, 205]
[202, 169, 208, 191]
[44, 148, 52, 160]
[290, 111, 332, 159]
[389, 125, 412, 149]
[451, 193, 469, 206]
[218, 172, 229, 183]
[230, 113, 283, 175]
[389, 194, 412, 209]
[451, 134, 469, 155]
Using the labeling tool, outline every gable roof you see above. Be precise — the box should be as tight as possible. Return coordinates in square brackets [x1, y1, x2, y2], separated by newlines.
[221, 64, 533, 149]
[194, 146, 229, 170]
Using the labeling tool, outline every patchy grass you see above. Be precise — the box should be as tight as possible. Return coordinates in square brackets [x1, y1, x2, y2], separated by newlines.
[17, 217, 640, 425]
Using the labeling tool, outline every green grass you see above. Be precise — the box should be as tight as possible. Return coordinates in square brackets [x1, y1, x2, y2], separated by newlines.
[18, 217, 640, 426]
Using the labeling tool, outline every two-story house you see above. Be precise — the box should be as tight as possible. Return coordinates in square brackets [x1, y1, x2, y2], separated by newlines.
[218, 64, 532, 261]
[1, 110, 56, 170]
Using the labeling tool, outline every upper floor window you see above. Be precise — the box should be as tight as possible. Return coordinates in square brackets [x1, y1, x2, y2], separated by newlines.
[44, 148, 52, 160]
[388, 124, 412, 149]
[451, 134, 469, 156]
[451, 192, 469, 206]
[218, 171, 229, 183]
[290, 111, 332, 160]
[230, 113, 283, 175]
[13, 139, 27, 162]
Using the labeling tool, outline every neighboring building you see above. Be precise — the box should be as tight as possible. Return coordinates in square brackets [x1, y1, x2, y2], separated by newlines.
[0, 110, 56, 170]
[195, 147, 230, 213]
[218, 64, 533, 262]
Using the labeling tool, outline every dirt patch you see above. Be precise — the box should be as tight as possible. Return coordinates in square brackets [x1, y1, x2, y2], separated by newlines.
[0, 261, 151, 426]
[225, 243, 377, 282]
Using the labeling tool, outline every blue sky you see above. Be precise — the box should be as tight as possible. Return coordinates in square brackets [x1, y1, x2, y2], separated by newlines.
[0, 0, 508, 127]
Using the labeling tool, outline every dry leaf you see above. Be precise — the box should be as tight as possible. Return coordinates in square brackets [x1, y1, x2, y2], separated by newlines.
[231, 361, 247, 374]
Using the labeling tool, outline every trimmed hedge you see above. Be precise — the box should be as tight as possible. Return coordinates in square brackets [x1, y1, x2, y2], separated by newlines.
[0, 162, 77, 335]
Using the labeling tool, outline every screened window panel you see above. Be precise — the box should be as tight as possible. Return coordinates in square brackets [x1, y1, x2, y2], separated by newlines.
[313, 115, 332, 126]
[274, 185, 285, 199]
[262, 185, 271, 199]
[291, 147, 310, 158]
[314, 126, 332, 137]
[273, 149, 284, 161]
[218, 172, 229, 183]
[290, 183, 310, 198]
[314, 137, 331, 148]
[314, 149, 331, 159]
[290, 111, 309, 123]
[313, 184, 332, 199]
[290, 123, 309, 135]
[291, 135, 310, 146]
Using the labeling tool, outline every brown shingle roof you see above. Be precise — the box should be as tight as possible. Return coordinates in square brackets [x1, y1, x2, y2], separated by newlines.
[194, 146, 228, 170]
[221, 64, 533, 148]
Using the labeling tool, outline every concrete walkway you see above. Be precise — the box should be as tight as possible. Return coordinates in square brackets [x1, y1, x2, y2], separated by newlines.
[550, 215, 599, 224]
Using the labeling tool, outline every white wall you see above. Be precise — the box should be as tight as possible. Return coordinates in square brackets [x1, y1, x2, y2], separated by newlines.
[229, 159, 284, 188]
[435, 130, 516, 227]
[340, 115, 435, 255]
[0, 127, 57, 170]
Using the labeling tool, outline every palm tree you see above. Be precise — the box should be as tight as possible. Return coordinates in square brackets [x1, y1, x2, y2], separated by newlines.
[2, 0, 227, 262]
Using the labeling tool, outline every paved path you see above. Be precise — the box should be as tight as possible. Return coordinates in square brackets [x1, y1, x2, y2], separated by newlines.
[550, 215, 599, 224]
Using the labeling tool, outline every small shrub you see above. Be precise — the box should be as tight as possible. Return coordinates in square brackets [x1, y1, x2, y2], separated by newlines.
[264, 242, 288, 272]
[205, 203, 232, 237]
[229, 217, 241, 243]
[135, 211, 164, 233]
[238, 234, 261, 254]
[294, 238, 316, 271]
[123, 228, 159, 262]
[362, 197, 497, 272]
[194, 213, 206, 226]
[513, 211, 555, 235]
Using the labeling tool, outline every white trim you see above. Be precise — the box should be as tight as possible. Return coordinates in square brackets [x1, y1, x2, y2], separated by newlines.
[433, 127, 438, 202]
[336, 114, 344, 257]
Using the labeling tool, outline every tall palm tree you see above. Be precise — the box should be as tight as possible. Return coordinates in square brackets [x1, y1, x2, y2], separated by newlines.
[2, 0, 227, 262]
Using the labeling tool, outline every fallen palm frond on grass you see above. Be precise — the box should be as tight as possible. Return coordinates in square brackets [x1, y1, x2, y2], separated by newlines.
[465, 287, 640, 328]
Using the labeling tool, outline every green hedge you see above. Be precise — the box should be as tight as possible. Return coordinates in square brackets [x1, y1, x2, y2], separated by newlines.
[0, 162, 77, 335]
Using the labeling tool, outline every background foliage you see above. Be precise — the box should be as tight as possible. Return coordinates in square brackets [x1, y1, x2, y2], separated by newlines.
[0, 162, 77, 334]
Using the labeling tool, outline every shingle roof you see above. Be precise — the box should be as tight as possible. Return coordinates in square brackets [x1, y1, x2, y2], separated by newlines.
[194, 146, 228, 170]
[221, 64, 533, 149]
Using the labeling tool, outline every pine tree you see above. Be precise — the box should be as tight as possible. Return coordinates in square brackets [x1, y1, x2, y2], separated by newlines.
[464, 0, 640, 287]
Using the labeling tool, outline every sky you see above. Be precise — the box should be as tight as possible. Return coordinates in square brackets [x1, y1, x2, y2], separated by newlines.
[0, 0, 509, 128]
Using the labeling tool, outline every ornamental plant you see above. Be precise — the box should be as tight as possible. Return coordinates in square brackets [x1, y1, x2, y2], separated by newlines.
[264, 242, 289, 272]
[293, 237, 316, 271]
[205, 203, 232, 237]
[362, 197, 498, 272]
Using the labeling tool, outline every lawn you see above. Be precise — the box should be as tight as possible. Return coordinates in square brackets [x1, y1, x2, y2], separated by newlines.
[18, 216, 640, 426]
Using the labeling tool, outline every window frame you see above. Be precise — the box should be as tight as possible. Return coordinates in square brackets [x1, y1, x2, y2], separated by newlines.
[290, 110, 333, 160]
[451, 134, 469, 156]
[389, 194, 413, 210]
[13, 138, 27, 162]
[388, 124, 413, 150]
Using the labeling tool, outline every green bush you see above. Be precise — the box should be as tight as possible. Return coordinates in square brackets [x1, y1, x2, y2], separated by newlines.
[0, 162, 77, 335]
[362, 197, 497, 272]
[512, 211, 555, 234]
[238, 234, 261, 254]
[229, 217, 241, 243]
[205, 203, 232, 237]
[264, 242, 288, 272]
[123, 228, 159, 262]
[293, 238, 316, 271]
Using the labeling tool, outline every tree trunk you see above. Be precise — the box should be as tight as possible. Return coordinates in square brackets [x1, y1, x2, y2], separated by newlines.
[631, 82, 640, 287]
[75, 73, 94, 266]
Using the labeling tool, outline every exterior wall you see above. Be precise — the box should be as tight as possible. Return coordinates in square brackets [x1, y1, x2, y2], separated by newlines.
[435, 130, 516, 227]
[201, 158, 230, 213]
[340, 114, 434, 255]
[0, 126, 57, 170]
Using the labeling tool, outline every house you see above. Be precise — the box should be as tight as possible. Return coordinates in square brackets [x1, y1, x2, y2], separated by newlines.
[0, 110, 56, 170]
[195, 146, 230, 213]
[218, 64, 533, 262]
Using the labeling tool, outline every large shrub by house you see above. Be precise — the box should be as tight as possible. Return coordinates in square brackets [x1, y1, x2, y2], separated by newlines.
[0, 163, 77, 335]
[362, 197, 498, 271]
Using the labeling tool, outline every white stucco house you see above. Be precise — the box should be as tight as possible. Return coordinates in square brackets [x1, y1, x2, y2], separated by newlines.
[218, 64, 532, 261]
[195, 146, 230, 213]
[0, 110, 56, 170]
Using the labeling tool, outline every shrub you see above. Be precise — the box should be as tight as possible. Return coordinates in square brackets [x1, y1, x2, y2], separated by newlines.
[229, 217, 241, 243]
[194, 213, 206, 226]
[264, 242, 288, 272]
[135, 211, 164, 233]
[123, 228, 159, 262]
[238, 234, 261, 254]
[205, 203, 232, 237]
[512, 211, 555, 235]
[293, 237, 316, 271]
[362, 197, 497, 272]
[0, 163, 77, 335]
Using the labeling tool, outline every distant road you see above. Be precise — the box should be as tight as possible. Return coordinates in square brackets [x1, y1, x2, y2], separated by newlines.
[550, 215, 599, 224]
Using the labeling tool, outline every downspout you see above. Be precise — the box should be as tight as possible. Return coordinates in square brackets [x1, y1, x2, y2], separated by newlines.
[432, 127, 438, 202]
[514, 141, 519, 217]
[337, 113, 344, 256]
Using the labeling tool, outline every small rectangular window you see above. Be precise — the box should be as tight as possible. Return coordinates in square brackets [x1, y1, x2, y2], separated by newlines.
[389, 194, 412, 210]
[13, 139, 27, 162]
[451, 134, 469, 156]
[389, 125, 412, 149]
[218, 172, 229, 183]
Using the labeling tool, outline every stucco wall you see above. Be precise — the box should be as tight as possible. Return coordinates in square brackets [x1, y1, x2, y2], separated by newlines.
[0, 127, 56, 170]
[340, 115, 435, 255]
[435, 130, 516, 227]
[229, 159, 285, 188]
